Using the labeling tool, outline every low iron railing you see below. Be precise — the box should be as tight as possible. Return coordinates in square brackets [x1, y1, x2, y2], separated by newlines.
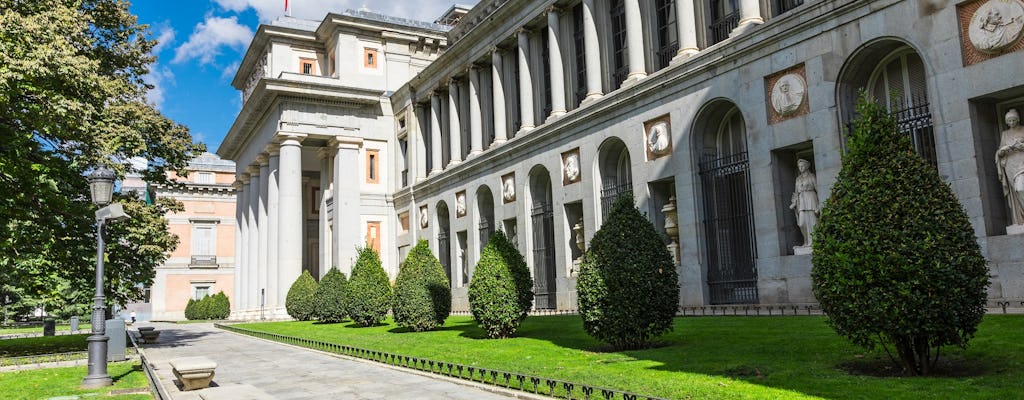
[708, 11, 740, 45]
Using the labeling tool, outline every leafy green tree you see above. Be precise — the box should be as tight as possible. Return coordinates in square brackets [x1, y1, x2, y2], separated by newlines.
[184, 298, 198, 320]
[577, 193, 680, 350]
[314, 267, 349, 323]
[0, 1, 202, 312]
[811, 93, 990, 375]
[286, 271, 319, 321]
[467, 231, 533, 338]
[346, 248, 392, 327]
[393, 240, 451, 332]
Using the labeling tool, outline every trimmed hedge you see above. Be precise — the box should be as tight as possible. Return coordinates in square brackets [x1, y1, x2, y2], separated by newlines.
[314, 267, 349, 323]
[183, 291, 230, 320]
[468, 230, 533, 338]
[811, 93, 989, 375]
[285, 270, 319, 321]
[346, 247, 393, 327]
[393, 240, 451, 332]
[577, 192, 679, 350]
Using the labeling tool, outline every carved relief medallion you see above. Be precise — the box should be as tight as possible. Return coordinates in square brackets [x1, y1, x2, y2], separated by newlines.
[419, 205, 429, 228]
[770, 73, 807, 117]
[968, 0, 1024, 54]
[501, 173, 516, 203]
[562, 149, 581, 185]
[647, 121, 671, 156]
[455, 191, 467, 217]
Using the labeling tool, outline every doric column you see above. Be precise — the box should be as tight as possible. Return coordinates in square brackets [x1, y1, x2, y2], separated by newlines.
[674, 0, 699, 59]
[233, 177, 248, 314]
[332, 136, 363, 276]
[623, 0, 647, 82]
[517, 29, 535, 132]
[547, 8, 567, 119]
[468, 67, 483, 156]
[736, 0, 764, 32]
[448, 79, 463, 166]
[429, 93, 443, 175]
[246, 164, 260, 314]
[265, 145, 281, 311]
[317, 148, 330, 275]
[581, 0, 603, 103]
[256, 154, 270, 314]
[277, 134, 305, 307]
[491, 49, 508, 145]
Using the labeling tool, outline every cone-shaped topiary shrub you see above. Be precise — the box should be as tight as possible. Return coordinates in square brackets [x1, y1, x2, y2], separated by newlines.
[209, 292, 230, 320]
[314, 267, 349, 323]
[467, 230, 534, 338]
[811, 93, 989, 376]
[286, 270, 319, 321]
[347, 247, 393, 327]
[393, 240, 451, 332]
[577, 192, 679, 350]
[184, 297, 197, 320]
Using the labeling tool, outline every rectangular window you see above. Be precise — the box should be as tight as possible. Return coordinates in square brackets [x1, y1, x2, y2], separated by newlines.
[300, 58, 316, 75]
[399, 212, 410, 233]
[195, 172, 215, 184]
[655, 0, 679, 70]
[366, 150, 379, 184]
[610, 0, 628, 90]
[190, 222, 218, 266]
[366, 221, 381, 253]
[364, 48, 378, 69]
[194, 285, 210, 300]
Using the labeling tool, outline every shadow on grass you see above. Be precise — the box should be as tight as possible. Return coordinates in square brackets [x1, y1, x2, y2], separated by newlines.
[109, 363, 143, 383]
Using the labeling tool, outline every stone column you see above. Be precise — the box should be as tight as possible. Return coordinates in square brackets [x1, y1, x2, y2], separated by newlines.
[582, 0, 603, 103]
[277, 134, 305, 308]
[448, 79, 463, 166]
[674, 0, 699, 59]
[468, 67, 483, 157]
[623, 0, 647, 82]
[517, 29, 535, 132]
[735, 0, 764, 33]
[491, 49, 508, 145]
[317, 148, 330, 279]
[246, 165, 260, 314]
[430, 93, 443, 175]
[233, 177, 248, 314]
[265, 145, 281, 311]
[547, 8, 567, 119]
[332, 136, 363, 276]
[256, 155, 270, 314]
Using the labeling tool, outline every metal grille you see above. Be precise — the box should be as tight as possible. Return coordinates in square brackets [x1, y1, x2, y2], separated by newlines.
[699, 151, 758, 304]
[610, 0, 628, 89]
[655, 0, 678, 70]
[438, 230, 451, 284]
[573, 5, 587, 106]
[478, 219, 493, 252]
[531, 203, 557, 309]
[708, 10, 739, 45]
[775, 0, 804, 15]
[600, 182, 633, 220]
[844, 95, 937, 169]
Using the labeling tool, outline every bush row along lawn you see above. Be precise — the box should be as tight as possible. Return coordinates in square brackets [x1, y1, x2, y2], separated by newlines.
[0, 361, 151, 400]
[0, 334, 89, 358]
[240, 315, 1024, 400]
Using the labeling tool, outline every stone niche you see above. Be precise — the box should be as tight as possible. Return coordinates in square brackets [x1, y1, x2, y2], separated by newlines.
[969, 94, 1024, 236]
[647, 179, 678, 264]
[772, 142, 815, 256]
[561, 148, 582, 186]
[563, 201, 584, 277]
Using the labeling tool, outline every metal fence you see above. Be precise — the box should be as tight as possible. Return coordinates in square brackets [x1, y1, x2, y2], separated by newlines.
[708, 11, 739, 45]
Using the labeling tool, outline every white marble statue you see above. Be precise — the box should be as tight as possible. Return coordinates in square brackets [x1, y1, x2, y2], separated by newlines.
[997, 108, 1024, 230]
[771, 73, 806, 116]
[564, 153, 580, 182]
[647, 121, 670, 156]
[419, 206, 429, 228]
[502, 175, 516, 202]
[455, 192, 467, 217]
[968, 0, 1024, 54]
[789, 159, 820, 252]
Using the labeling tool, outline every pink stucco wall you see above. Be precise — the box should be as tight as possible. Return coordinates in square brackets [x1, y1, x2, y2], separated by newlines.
[164, 273, 235, 313]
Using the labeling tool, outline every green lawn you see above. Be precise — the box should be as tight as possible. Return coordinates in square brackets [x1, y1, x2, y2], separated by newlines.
[239, 315, 1023, 400]
[0, 324, 92, 335]
[0, 334, 89, 358]
[0, 361, 151, 400]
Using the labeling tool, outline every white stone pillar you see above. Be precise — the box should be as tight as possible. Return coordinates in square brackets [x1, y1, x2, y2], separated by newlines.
[246, 165, 260, 315]
[674, 0, 699, 59]
[448, 79, 463, 166]
[277, 134, 305, 308]
[623, 0, 647, 83]
[468, 67, 483, 157]
[332, 136, 363, 276]
[256, 155, 270, 314]
[430, 93, 443, 175]
[735, 0, 764, 33]
[265, 146, 281, 312]
[491, 49, 508, 145]
[317, 148, 330, 277]
[547, 8, 567, 119]
[582, 0, 603, 103]
[517, 29, 535, 132]
[233, 178, 247, 314]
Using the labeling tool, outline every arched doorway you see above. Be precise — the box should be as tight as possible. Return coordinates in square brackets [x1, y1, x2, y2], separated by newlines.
[597, 138, 633, 223]
[529, 166, 557, 309]
[476, 186, 495, 251]
[695, 101, 757, 304]
[436, 201, 452, 286]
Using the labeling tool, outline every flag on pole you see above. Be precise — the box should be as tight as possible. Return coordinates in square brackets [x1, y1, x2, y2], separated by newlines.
[285, 0, 289, 15]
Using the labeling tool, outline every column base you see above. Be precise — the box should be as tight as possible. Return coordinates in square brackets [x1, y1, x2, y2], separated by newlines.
[793, 245, 812, 255]
[581, 93, 603, 106]
[621, 73, 647, 87]
[545, 111, 566, 123]
[517, 126, 535, 136]
[428, 168, 443, 176]
[731, 18, 764, 37]
[672, 48, 700, 64]
[447, 159, 463, 168]
[81, 376, 113, 389]
[467, 150, 483, 158]
[490, 139, 507, 147]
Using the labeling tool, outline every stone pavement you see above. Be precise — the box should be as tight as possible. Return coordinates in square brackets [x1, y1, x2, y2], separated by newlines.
[138, 322, 514, 400]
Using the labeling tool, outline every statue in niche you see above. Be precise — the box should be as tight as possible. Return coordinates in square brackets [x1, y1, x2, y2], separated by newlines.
[419, 206, 429, 229]
[771, 74, 806, 117]
[564, 153, 580, 183]
[502, 175, 516, 202]
[996, 108, 1024, 231]
[789, 159, 820, 253]
[455, 192, 467, 217]
[968, 0, 1024, 54]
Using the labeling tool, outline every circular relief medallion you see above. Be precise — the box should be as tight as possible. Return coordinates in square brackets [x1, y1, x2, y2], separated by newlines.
[647, 121, 671, 156]
[564, 154, 580, 182]
[502, 176, 516, 202]
[968, 0, 1024, 54]
[770, 73, 807, 117]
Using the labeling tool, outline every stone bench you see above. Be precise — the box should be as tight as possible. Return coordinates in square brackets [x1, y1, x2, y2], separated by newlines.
[169, 356, 217, 391]
[137, 327, 160, 343]
[199, 384, 274, 400]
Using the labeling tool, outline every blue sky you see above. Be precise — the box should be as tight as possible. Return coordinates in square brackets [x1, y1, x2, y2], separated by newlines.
[130, 0, 478, 153]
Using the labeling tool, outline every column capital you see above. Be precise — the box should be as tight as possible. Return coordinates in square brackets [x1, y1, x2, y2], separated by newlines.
[264, 143, 281, 156]
[274, 132, 307, 146]
[517, 27, 532, 36]
[329, 135, 363, 150]
[546, 5, 562, 14]
[448, 77, 461, 86]
[247, 165, 261, 176]
[317, 147, 333, 159]
[256, 153, 269, 165]
[239, 172, 251, 183]
[491, 45, 505, 54]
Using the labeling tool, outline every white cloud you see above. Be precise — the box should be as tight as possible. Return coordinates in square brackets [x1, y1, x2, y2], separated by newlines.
[221, 61, 241, 79]
[212, 0, 478, 24]
[173, 16, 254, 65]
[145, 64, 175, 109]
[151, 23, 176, 55]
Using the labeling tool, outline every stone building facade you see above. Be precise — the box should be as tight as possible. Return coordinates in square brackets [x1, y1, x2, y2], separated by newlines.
[221, 0, 1024, 318]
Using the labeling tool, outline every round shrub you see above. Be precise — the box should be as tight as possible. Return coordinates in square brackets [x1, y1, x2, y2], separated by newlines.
[285, 270, 319, 321]
[577, 192, 680, 350]
[393, 240, 451, 332]
[811, 93, 989, 376]
[314, 267, 349, 323]
[468, 230, 534, 338]
[347, 247, 393, 327]
[208, 292, 230, 320]
[184, 298, 197, 320]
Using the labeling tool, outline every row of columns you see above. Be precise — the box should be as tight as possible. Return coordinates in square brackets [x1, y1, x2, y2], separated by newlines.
[411, 0, 762, 180]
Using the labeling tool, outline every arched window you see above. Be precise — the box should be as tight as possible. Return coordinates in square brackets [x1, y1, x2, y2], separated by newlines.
[529, 167, 557, 310]
[598, 138, 633, 221]
[476, 186, 495, 251]
[435, 201, 451, 286]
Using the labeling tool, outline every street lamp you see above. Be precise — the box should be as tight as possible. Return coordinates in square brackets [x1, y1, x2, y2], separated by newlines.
[82, 166, 128, 388]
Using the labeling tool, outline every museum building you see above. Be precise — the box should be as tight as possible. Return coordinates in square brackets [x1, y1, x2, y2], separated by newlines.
[218, 0, 1024, 318]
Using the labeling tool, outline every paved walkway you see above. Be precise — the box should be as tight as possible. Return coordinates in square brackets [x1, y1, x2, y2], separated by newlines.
[138, 322, 513, 400]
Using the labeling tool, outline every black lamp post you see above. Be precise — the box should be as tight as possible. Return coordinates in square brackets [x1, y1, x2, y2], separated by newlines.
[82, 166, 117, 388]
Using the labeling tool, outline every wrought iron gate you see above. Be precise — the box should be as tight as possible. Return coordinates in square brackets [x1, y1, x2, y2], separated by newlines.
[531, 203, 557, 309]
[438, 230, 451, 284]
[699, 151, 758, 304]
[478, 219, 494, 250]
[600, 182, 632, 220]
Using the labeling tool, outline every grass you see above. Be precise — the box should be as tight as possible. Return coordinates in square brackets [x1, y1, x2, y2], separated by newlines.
[0, 334, 89, 358]
[0, 361, 151, 400]
[0, 323, 92, 335]
[240, 315, 1024, 400]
